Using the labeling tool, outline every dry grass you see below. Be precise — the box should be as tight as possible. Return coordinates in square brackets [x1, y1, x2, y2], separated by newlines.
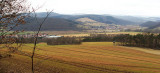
[121, 46, 160, 55]
[0, 42, 160, 73]
[58, 32, 141, 37]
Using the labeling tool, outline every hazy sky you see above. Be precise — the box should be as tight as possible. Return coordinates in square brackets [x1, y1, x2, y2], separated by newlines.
[28, 0, 160, 17]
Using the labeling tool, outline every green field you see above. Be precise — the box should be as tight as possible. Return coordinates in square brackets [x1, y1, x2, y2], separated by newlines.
[1, 42, 160, 73]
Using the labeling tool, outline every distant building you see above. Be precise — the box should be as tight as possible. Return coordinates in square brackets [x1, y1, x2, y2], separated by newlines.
[45, 35, 62, 38]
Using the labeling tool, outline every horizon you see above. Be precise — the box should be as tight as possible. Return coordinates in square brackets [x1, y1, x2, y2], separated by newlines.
[35, 12, 160, 18]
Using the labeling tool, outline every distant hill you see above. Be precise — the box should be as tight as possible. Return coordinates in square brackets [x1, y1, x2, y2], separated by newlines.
[147, 23, 160, 29]
[35, 13, 136, 25]
[113, 16, 160, 24]
[113, 16, 146, 24]
[140, 21, 160, 32]
[35, 12, 160, 26]
[75, 17, 108, 26]
[140, 21, 160, 28]
[72, 15, 136, 25]
[14, 17, 80, 31]
[76, 17, 98, 23]
[17, 12, 160, 32]
[146, 17, 160, 21]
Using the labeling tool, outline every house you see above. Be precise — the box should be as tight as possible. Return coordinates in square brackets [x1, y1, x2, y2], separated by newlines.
[45, 35, 62, 38]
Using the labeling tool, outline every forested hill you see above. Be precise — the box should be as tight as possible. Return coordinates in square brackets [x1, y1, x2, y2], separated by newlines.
[35, 12, 137, 25]
[70, 15, 136, 25]
[140, 21, 160, 32]
[14, 17, 80, 31]
[140, 21, 160, 28]
[14, 12, 160, 31]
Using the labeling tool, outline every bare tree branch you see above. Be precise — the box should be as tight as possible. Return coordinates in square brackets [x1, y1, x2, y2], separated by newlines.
[31, 10, 53, 73]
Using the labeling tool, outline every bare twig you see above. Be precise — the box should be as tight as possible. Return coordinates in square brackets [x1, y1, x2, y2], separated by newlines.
[31, 10, 53, 73]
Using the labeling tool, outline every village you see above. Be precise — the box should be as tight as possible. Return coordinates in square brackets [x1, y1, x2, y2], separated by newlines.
[5, 33, 62, 38]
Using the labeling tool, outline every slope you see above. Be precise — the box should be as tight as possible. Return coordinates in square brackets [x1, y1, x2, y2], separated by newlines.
[14, 17, 80, 31]
[35, 13, 137, 25]
[1, 42, 160, 73]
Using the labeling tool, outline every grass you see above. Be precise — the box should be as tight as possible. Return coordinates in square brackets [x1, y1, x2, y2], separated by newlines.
[0, 31, 34, 36]
[58, 32, 141, 37]
[1, 42, 160, 73]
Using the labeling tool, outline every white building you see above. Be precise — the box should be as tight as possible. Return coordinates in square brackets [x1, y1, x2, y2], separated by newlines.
[45, 35, 62, 38]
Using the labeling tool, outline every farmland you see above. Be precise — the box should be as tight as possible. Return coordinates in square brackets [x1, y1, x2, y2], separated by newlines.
[0, 42, 160, 73]
[1, 0, 160, 73]
[57, 32, 141, 37]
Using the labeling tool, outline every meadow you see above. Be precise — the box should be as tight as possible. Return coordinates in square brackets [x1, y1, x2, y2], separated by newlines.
[58, 32, 141, 37]
[0, 42, 160, 73]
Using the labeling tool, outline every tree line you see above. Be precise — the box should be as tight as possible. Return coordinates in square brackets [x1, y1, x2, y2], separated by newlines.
[2, 33, 160, 49]
[114, 33, 160, 49]
[7, 37, 82, 45]
[83, 34, 116, 42]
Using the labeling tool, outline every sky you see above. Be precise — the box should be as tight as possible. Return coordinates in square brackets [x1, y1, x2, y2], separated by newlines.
[28, 0, 160, 17]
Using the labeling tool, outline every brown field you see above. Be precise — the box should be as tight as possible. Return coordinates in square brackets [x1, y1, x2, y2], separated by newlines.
[58, 32, 141, 37]
[0, 42, 160, 73]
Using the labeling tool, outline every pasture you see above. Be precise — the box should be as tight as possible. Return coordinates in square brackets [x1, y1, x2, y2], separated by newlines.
[0, 42, 160, 73]
[58, 32, 141, 37]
